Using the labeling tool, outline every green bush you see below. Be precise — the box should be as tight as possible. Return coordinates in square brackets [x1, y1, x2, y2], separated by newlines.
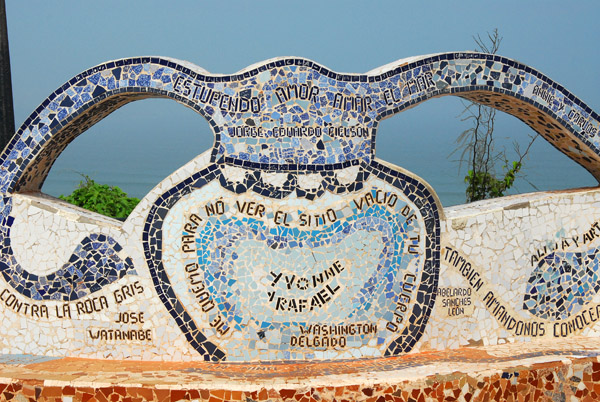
[59, 175, 140, 219]
[465, 160, 522, 202]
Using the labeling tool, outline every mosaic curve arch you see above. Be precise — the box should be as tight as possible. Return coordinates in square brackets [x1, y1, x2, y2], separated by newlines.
[0, 53, 599, 362]
[4, 53, 600, 193]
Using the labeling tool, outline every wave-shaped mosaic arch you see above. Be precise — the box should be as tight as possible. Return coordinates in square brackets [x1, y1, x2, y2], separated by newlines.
[3, 53, 600, 192]
[0, 53, 599, 362]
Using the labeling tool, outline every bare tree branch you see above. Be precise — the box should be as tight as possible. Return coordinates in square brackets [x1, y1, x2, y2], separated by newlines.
[453, 29, 539, 202]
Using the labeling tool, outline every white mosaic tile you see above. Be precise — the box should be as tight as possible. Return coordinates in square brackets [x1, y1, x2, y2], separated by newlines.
[0, 54, 597, 362]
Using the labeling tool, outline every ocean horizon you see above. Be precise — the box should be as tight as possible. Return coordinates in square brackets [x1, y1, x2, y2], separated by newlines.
[38, 97, 599, 208]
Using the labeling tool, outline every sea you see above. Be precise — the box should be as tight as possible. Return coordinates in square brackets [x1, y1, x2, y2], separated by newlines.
[39, 97, 598, 208]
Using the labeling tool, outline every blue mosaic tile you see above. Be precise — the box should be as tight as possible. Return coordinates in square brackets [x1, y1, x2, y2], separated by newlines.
[0, 54, 599, 361]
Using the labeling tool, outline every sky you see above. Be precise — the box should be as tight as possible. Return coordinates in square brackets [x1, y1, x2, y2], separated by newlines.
[5, 0, 600, 206]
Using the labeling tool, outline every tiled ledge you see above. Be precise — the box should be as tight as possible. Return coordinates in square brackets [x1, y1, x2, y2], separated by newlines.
[0, 337, 600, 401]
[443, 186, 600, 220]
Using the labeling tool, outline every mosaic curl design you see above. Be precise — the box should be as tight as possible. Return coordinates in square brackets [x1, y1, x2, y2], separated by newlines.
[1, 53, 600, 361]
[0, 197, 134, 301]
[524, 250, 600, 320]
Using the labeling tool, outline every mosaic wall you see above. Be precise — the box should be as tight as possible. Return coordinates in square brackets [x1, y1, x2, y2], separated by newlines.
[0, 53, 599, 362]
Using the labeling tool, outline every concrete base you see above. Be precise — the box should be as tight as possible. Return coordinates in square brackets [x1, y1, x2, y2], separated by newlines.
[0, 337, 599, 401]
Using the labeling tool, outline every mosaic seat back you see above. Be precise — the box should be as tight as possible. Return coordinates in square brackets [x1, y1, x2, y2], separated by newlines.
[0, 53, 599, 362]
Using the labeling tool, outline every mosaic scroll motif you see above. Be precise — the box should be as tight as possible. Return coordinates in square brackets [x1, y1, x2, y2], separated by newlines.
[0, 197, 134, 301]
[524, 250, 600, 320]
[1, 53, 600, 361]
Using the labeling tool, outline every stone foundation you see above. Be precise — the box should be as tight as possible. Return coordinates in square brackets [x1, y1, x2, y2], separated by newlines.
[0, 337, 599, 401]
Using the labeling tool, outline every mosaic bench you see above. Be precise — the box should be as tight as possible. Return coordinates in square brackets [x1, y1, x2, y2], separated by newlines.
[0, 53, 599, 399]
[0, 336, 598, 401]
